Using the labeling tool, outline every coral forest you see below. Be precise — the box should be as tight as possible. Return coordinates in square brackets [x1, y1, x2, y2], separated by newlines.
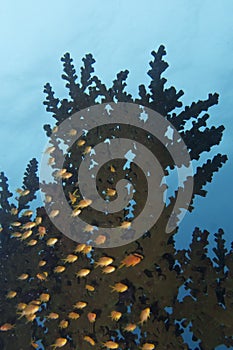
[0, 45, 232, 350]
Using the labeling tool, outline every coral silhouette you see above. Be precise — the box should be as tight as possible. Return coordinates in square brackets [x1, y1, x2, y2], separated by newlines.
[0, 45, 231, 350]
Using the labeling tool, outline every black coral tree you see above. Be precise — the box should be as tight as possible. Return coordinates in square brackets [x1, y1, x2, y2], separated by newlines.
[0, 45, 231, 350]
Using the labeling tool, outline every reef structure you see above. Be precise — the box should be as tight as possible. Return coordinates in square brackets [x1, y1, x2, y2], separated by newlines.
[0, 45, 232, 350]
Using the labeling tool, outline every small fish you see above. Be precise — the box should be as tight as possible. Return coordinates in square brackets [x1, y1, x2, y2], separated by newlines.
[53, 168, 67, 179]
[46, 312, 59, 320]
[22, 210, 33, 217]
[68, 191, 78, 205]
[18, 304, 40, 319]
[52, 126, 59, 133]
[68, 129, 77, 136]
[16, 303, 27, 310]
[11, 232, 22, 238]
[109, 310, 122, 321]
[83, 335, 95, 346]
[51, 337, 67, 349]
[21, 189, 30, 196]
[141, 343, 155, 350]
[54, 266, 66, 273]
[84, 224, 94, 233]
[87, 312, 96, 323]
[38, 260, 47, 267]
[45, 146, 55, 154]
[26, 314, 36, 323]
[75, 269, 91, 278]
[48, 157, 55, 165]
[120, 221, 131, 229]
[10, 208, 18, 215]
[83, 146, 92, 155]
[6, 291, 17, 299]
[106, 188, 116, 197]
[139, 307, 150, 325]
[45, 195, 52, 203]
[95, 256, 113, 268]
[82, 245, 92, 255]
[49, 210, 59, 219]
[109, 165, 116, 173]
[123, 323, 137, 332]
[39, 293, 50, 302]
[11, 221, 21, 227]
[102, 340, 119, 349]
[58, 320, 68, 329]
[119, 253, 143, 268]
[74, 243, 86, 253]
[102, 265, 116, 274]
[26, 239, 37, 246]
[21, 222, 36, 230]
[62, 254, 78, 263]
[68, 312, 80, 320]
[0, 323, 15, 331]
[17, 273, 29, 280]
[61, 172, 73, 179]
[85, 284, 95, 292]
[77, 139, 86, 147]
[36, 272, 48, 281]
[75, 198, 92, 209]
[37, 226, 47, 239]
[20, 230, 33, 241]
[110, 282, 128, 293]
[71, 208, 81, 217]
[73, 301, 87, 309]
[30, 339, 39, 349]
[46, 238, 58, 247]
[94, 234, 106, 245]
[35, 216, 42, 225]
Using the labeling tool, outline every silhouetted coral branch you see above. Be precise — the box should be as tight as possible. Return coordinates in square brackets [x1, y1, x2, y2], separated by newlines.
[213, 228, 227, 273]
[18, 158, 39, 211]
[0, 171, 13, 212]
[182, 122, 225, 160]
[147, 46, 184, 114]
[80, 53, 95, 92]
[193, 153, 227, 197]
[43, 83, 60, 116]
[168, 93, 219, 131]
[110, 70, 133, 102]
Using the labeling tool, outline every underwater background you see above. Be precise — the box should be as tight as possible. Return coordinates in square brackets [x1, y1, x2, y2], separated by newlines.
[0, 1, 233, 349]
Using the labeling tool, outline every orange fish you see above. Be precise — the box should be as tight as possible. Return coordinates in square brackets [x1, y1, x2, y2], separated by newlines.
[119, 253, 143, 268]
[0, 323, 15, 331]
[87, 312, 96, 323]
[139, 307, 150, 325]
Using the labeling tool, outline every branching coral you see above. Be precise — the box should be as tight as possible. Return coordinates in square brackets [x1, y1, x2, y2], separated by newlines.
[0, 45, 231, 350]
